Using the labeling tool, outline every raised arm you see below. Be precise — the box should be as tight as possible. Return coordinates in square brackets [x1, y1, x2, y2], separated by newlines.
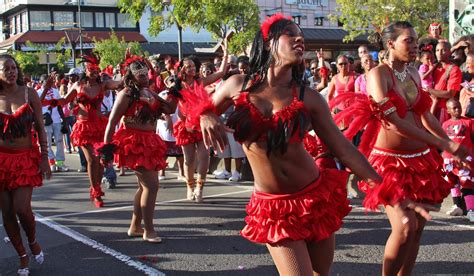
[200, 40, 229, 86]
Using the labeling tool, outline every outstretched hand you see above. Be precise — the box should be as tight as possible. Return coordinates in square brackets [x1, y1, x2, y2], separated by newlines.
[200, 112, 233, 152]
[396, 199, 440, 221]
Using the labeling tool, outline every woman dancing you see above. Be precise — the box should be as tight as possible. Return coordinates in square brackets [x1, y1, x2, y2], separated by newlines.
[331, 21, 469, 275]
[48, 54, 122, 207]
[197, 14, 381, 275]
[100, 56, 177, 242]
[0, 54, 51, 275]
[174, 48, 228, 202]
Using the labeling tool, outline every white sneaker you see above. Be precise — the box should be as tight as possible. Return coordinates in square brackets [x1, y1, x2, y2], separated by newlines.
[56, 165, 69, 172]
[50, 165, 57, 173]
[215, 170, 231, 179]
[228, 171, 241, 182]
[446, 205, 463, 216]
[467, 210, 474, 222]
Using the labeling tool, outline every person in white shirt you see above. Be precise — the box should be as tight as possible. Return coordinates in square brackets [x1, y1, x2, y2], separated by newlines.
[37, 74, 68, 172]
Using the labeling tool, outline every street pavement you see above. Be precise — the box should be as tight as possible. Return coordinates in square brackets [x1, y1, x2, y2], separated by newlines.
[0, 152, 473, 276]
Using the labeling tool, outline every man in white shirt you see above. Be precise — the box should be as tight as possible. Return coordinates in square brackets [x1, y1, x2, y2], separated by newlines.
[37, 74, 68, 172]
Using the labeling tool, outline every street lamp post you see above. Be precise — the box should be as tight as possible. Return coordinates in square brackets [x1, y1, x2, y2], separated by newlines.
[162, 0, 183, 61]
[77, 0, 83, 56]
[63, 28, 80, 68]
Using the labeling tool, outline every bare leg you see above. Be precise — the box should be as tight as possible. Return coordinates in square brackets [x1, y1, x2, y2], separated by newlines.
[235, 158, 243, 173]
[266, 239, 314, 276]
[182, 144, 197, 182]
[399, 214, 426, 275]
[134, 167, 159, 239]
[177, 156, 185, 179]
[224, 158, 231, 172]
[196, 141, 210, 180]
[383, 205, 418, 276]
[128, 175, 144, 235]
[307, 234, 335, 276]
[81, 144, 104, 205]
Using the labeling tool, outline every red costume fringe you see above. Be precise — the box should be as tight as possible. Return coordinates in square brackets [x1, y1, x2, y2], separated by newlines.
[70, 117, 108, 148]
[329, 93, 381, 157]
[0, 146, 42, 191]
[359, 147, 451, 210]
[241, 169, 351, 245]
[113, 127, 167, 171]
[173, 119, 203, 146]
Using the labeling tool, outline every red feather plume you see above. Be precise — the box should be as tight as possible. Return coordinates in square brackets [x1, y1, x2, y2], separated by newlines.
[261, 13, 292, 41]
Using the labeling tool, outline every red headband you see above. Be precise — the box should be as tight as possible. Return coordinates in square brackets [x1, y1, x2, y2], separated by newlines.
[261, 13, 292, 41]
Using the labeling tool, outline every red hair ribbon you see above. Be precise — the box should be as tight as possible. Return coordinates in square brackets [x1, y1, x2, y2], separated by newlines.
[261, 13, 292, 41]
[421, 44, 433, 52]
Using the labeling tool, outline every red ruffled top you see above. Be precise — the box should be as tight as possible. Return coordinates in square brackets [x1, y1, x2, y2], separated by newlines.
[74, 86, 105, 121]
[0, 104, 34, 141]
[123, 98, 161, 124]
[227, 86, 310, 152]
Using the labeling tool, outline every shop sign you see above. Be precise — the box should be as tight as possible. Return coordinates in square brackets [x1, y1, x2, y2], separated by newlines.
[286, 0, 328, 9]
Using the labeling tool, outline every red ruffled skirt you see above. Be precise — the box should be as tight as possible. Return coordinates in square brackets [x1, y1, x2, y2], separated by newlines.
[173, 120, 203, 146]
[0, 146, 42, 191]
[359, 147, 450, 210]
[113, 127, 167, 171]
[241, 169, 351, 245]
[71, 117, 108, 147]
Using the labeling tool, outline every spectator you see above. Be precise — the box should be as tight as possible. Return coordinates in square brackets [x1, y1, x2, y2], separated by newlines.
[355, 53, 375, 95]
[37, 74, 69, 172]
[459, 51, 474, 117]
[358, 45, 369, 59]
[237, 56, 249, 75]
[429, 41, 462, 124]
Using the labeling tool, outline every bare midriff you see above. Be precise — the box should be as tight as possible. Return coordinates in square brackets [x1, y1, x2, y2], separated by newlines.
[244, 142, 319, 194]
[0, 136, 33, 149]
[122, 118, 157, 132]
[374, 111, 427, 151]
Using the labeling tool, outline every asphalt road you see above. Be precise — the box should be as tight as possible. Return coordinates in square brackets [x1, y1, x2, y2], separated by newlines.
[1, 153, 473, 276]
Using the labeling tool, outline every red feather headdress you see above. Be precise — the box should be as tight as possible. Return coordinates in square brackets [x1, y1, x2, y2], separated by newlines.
[123, 55, 144, 68]
[80, 53, 100, 71]
[261, 13, 292, 41]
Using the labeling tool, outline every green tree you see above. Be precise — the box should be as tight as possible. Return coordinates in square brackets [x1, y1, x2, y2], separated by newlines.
[8, 49, 43, 77]
[331, 0, 449, 43]
[118, 0, 260, 55]
[92, 30, 144, 69]
[53, 38, 72, 73]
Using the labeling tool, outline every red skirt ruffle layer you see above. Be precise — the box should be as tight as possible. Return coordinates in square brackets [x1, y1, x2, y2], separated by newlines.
[173, 120, 203, 146]
[359, 147, 450, 210]
[0, 146, 42, 191]
[241, 169, 351, 245]
[113, 127, 167, 171]
[71, 118, 108, 147]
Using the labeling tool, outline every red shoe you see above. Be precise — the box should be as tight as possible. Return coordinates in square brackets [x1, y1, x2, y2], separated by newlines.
[93, 197, 104, 208]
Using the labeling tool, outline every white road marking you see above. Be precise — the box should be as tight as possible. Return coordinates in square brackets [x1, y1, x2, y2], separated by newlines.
[34, 212, 165, 276]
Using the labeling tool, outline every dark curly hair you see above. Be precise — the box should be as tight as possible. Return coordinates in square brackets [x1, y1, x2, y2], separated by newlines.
[246, 18, 306, 91]
[0, 54, 25, 91]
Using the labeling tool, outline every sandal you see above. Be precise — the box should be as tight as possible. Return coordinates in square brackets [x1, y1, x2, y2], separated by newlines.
[127, 229, 144, 237]
[29, 241, 44, 265]
[143, 234, 162, 244]
[17, 254, 29, 276]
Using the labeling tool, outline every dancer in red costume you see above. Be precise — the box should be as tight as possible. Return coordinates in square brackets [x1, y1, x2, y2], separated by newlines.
[197, 14, 381, 275]
[99, 56, 177, 243]
[0, 54, 51, 275]
[45, 54, 122, 207]
[174, 45, 229, 202]
[330, 22, 469, 276]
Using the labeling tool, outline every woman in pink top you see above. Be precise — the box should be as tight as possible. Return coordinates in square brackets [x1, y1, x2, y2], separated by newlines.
[328, 55, 357, 128]
[355, 53, 375, 95]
